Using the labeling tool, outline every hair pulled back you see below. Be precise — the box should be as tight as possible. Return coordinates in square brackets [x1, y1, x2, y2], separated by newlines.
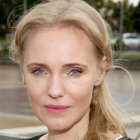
[10, 0, 127, 140]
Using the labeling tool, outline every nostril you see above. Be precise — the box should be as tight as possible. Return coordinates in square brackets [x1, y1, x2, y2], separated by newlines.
[47, 75, 65, 98]
[47, 88, 65, 98]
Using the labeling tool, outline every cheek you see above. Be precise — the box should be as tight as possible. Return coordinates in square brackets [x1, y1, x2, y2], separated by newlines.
[24, 75, 47, 104]
[67, 78, 94, 106]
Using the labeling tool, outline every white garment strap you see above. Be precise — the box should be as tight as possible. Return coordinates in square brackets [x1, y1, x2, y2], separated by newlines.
[115, 135, 123, 140]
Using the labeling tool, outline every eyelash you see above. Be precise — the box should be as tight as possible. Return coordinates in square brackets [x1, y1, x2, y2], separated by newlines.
[69, 68, 83, 76]
[31, 67, 83, 76]
[32, 68, 46, 75]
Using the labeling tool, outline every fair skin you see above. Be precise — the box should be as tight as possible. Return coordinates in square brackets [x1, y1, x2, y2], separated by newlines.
[21, 25, 106, 140]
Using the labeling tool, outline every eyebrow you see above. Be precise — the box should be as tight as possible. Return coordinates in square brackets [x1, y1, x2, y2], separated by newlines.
[27, 63, 88, 69]
[27, 63, 50, 70]
[62, 63, 87, 68]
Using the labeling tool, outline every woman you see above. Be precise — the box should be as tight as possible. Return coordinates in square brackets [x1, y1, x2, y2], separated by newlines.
[10, 0, 133, 140]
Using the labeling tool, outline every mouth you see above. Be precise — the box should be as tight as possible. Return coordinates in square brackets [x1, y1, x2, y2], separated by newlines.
[44, 105, 70, 114]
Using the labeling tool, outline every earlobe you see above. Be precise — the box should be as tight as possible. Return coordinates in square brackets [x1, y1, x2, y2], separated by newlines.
[95, 71, 105, 86]
[95, 56, 107, 86]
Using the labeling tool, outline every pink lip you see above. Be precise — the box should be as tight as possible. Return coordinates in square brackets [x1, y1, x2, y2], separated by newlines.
[44, 105, 70, 114]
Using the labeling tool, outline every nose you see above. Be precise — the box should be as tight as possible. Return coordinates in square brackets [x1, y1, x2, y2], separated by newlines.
[47, 74, 65, 99]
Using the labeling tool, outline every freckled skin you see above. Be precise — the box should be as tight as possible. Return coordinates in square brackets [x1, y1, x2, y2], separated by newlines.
[22, 26, 102, 139]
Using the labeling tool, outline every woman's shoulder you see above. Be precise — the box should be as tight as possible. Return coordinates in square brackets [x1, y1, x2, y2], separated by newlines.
[118, 137, 133, 140]
[22, 136, 133, 140]
[106, 132, 133, 140]
[22, 133, 133, 140]
[21, 133, 45, 140]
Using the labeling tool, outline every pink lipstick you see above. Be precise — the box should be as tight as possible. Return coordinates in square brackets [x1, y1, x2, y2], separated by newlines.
[44, 105, 70, 114]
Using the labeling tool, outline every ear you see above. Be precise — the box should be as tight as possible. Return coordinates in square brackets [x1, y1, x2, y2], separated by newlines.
[95, 56, 107, 86]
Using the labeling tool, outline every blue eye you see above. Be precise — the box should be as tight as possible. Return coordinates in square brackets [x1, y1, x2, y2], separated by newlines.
[33, 69, 45, 75]
[70, 69, 82, 76]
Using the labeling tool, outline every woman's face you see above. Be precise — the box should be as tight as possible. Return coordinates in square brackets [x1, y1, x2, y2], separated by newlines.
[22, 26, 103, 133]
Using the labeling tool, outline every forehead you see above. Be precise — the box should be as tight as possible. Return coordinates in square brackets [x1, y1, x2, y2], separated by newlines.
[23, 25, 97, 65]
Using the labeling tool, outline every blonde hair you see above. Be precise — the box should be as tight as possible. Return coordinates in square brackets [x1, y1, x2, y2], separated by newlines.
[10, 0, 127, 139]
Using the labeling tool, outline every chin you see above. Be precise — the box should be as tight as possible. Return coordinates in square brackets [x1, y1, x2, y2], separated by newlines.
[43, 118, 75, 132]
[34, 107, 88, 133]
[34, 108, 75, 131]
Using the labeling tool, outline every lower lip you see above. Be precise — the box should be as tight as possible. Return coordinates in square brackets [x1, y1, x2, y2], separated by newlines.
[45, 107, 70, 114]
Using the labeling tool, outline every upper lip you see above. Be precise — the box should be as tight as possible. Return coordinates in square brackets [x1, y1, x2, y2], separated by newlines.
[44, 105, 70, 109]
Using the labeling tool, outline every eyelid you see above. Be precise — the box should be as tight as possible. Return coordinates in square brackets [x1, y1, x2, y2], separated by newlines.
[33, 68, 45, 72]
[28, 66, 42, 71]
[33, 69, 46, 73]
[28, 67, 46, 75]
[69, 67, 83, 71]
[28, 65, 47, 71]
[68, 67, 83, 76]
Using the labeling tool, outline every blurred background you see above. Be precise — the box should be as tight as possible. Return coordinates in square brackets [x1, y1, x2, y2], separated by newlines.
[0, 0, 140, 139]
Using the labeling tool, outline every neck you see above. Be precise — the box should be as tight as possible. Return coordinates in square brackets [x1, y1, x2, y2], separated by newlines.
[46, 109, 89, 140]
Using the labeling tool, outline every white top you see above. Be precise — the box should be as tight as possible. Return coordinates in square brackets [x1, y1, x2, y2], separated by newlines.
[115, 135, 123, 140]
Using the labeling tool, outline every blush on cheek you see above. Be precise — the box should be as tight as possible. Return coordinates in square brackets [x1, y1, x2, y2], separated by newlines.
[69, 80, 93, 102]
[26, 81, 44, 104]
[25, 75, 48, 95]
